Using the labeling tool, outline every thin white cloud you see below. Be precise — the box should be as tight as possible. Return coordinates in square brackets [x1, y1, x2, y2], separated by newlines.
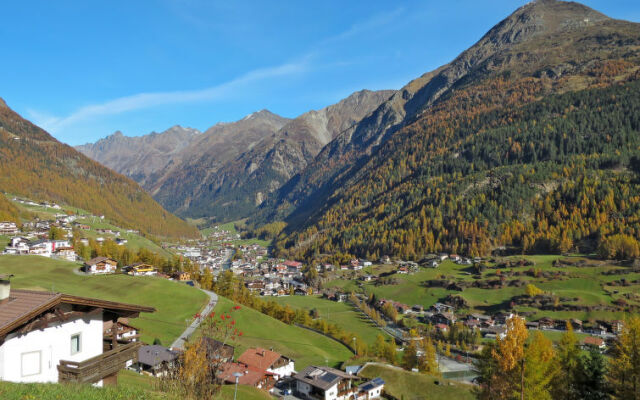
[29, 6, 406, 138]
[29, 60, 309, 134]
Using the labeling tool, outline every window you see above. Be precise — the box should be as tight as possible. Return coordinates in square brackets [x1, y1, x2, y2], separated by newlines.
[70, 333, 81, 355]
[21, 351, 41, 377]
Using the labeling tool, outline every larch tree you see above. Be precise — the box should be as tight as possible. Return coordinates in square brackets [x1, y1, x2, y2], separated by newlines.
[609, 316, 640, 400]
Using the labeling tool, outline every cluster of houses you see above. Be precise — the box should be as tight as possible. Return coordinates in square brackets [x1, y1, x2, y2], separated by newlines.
[3, 236, 77, 262]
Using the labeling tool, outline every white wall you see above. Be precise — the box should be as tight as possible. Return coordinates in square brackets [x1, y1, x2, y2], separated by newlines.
[0, 311, 103, 384]
[268, 360, 295, 379]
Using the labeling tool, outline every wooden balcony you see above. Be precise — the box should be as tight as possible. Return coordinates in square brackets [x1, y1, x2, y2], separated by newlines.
[58, 342, 141, 384]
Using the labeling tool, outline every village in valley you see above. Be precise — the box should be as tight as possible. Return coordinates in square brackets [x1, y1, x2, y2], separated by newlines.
[0, 193, 634, 399]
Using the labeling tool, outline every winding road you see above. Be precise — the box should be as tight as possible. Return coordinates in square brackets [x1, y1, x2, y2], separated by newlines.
[170, 288, 218, 349]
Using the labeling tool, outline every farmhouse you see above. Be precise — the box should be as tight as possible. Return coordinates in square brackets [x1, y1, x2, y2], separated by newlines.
[82, 257, 118, 275]
[124, 263, 157, 276]
[103, 318, 140, 343]
[172, 271, 191, 281]
[217, 361, 276, 390]
[132, 345, 178, 377]
[358, 377, 385, 399]
[0, 222, 18, 235]
[237, 347, 295, 379]
[0, 274, 155, 385]
[293, 365, 357, 400]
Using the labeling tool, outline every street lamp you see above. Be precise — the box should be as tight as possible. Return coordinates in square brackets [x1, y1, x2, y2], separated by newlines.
[233, 372, 243, 400]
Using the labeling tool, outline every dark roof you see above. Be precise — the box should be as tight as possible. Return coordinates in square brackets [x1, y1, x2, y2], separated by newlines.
[0, 289, 155, 338]
[360, 377, 385, 391]
[293, 366, 353, 391]
[137, 345, 178, 367]
[201, 337, 234, 360]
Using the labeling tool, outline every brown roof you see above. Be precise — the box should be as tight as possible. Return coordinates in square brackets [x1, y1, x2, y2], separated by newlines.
[584, 336, 605, 346]
[0, 289, 155, 338]
[85, 256, 117, 266]
[218, 362, 274, 386]
[237, 347, 284, 370]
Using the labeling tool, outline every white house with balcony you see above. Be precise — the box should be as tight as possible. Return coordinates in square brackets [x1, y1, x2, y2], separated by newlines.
[0, 274, 154, 386]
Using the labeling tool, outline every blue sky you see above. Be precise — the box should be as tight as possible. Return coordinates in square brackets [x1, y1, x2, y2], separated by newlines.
[1, 0, 639, 145]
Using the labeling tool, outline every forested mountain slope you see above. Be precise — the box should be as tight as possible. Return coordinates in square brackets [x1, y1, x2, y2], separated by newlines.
[269, 0, 640, 260]
[0, 100, 198, 239]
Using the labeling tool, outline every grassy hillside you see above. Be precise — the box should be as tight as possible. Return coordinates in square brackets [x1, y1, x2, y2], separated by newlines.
[359, 364, 474, 400]
[214, 296, 353, 370]
[341, 255, 637, 322]
[270, 295, 390, 345]
[0, 255, 207, 345]
[0, 101, 198, 240]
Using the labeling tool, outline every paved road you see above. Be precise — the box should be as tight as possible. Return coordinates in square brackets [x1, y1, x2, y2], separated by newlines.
[171, 289, 218, 349]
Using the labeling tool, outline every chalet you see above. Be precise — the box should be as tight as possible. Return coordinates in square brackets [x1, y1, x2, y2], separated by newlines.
[431, 312, 456, 326]
[3, 237, 30, 255]
[361, 275, 374, 282]
[435, 323, 449, 333]
[82, 257, 118, 275]
[28, 239, 53, 257]
[438, 253, 449, 261]
[103, 318, 139, 344]
[115, 238, 128, 246]
[396, 266, 409, 274]
[358, 377, 385, 399]
[294, 366, 357, 400]
[484, 326, 507, 340]
[583, 336, 606, 350]
[294, 288, 308, 296]
[611, 320, 625, 334]
[0, 274, 155, 385]
[237, 347, 295, 379]
[449, 254, 461, 262]
[54, 247, 76, 262]
[361, 260, 373, 267]
[132, 345, 178, 377]
[201, 337, 235, 363]
[284, 260, 303, 272]
[537, 317, 555, 330]
[217, 362, 276, 390]
[172, 271, 191, 281]
[0, 222, 18, 235]
[124, 263, 157, 276]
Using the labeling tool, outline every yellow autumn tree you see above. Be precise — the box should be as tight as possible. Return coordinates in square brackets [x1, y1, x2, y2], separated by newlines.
[524, 331, 557, 400]
[609, 316, 640, 400]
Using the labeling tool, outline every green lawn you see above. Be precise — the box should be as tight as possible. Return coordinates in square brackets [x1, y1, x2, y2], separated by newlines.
[213, 296, 353, 370]
[269, 295, 391, 345]
[358, 364, 474, 400]
[0, 380, 169, 400]
[215, 385, 274, 400]
[0, 255, 207, 345]
[75, 216, 173, 258]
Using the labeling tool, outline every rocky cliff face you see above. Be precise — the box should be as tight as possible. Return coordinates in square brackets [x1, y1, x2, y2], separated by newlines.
[76, 126, 200, 187]
[77, 89, 393, 222]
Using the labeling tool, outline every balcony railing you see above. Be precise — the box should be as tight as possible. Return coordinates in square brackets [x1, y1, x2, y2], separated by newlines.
[58, 342, 141, 384]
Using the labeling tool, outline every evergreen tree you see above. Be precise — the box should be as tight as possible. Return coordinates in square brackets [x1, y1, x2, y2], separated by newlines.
[575, 347, 609, 400]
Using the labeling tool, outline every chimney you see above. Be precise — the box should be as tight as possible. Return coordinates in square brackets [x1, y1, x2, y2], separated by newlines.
[0, 274, 14, 302]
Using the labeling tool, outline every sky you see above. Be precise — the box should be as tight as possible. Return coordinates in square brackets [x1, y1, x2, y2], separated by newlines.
[1, 1, 639, 145]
